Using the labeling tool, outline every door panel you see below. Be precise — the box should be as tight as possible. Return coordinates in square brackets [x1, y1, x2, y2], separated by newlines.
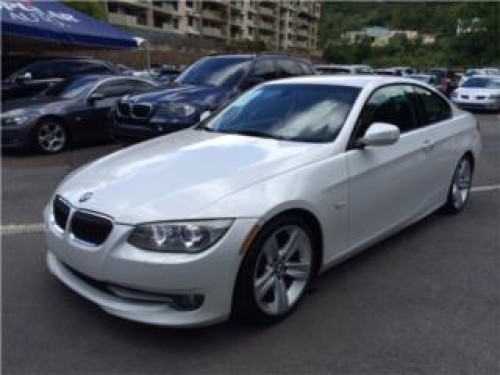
[346, 84, 434, 249]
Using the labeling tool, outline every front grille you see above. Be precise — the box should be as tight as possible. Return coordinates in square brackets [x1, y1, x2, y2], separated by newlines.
[131, 104, 152, 119]
[476, 96, 486, 100]
[117, 102, 131, 117]
[70, 211, 113, 246]
[461, 95, 469, 99]
[53, 196, 70, 230]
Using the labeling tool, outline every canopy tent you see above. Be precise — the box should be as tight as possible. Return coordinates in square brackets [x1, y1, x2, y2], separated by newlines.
[1, 0, 139, 51]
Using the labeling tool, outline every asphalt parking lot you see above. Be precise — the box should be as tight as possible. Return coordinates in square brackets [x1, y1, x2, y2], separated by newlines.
[2, 114, 499, 374]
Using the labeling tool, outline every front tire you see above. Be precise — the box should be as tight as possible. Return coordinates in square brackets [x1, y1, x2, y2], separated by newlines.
[442, 155, 473, 214]
[33, 120, 68, 154]
[233, 215, 317, 324]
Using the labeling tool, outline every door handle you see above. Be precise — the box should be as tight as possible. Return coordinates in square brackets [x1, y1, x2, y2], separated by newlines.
[421, 140, 434, 151]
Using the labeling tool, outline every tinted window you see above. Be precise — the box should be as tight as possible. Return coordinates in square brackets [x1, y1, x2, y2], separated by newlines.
[199, 84, 360, 143]
[276, 59, 303, 78]
[93, 80, 139, 97]
[413, 86, 451, 125]
[16, 61, 55, 79]
[249, 60, 276, 81]
[356, 85, 416, 136]
[176, 57, 250, 87]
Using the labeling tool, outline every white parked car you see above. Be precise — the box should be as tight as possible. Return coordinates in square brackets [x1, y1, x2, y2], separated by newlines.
[45, 76, 481, 327]
[451, 75, 500, 111]
[458, 68, 500, 86]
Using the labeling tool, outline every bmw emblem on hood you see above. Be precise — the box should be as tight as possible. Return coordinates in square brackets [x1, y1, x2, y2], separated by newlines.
[78, 192, 93, 203]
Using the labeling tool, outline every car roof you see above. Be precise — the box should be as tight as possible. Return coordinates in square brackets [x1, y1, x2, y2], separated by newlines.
[265, 75, 416, 88]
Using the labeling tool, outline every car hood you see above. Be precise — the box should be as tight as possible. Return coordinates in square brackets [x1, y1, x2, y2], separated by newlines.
[58, 129, 328, 224]
[126, 84, 230, 107]
[2, 96, 67, 115]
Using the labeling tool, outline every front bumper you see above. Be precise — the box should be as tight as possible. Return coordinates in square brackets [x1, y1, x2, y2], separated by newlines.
[44, 203, 257, 327]
[452, 99, 500, 111]
[1, 123, 35, 150]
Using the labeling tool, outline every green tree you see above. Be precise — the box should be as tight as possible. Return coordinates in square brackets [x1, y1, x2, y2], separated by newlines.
[63, 1, 106, 21]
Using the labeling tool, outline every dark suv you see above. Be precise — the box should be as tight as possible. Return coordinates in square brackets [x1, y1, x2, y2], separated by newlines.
[2, 57, 117, 101]
[111, 53, 315, 142]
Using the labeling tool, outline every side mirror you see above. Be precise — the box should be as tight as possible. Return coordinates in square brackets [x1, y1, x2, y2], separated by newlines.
[199, 110, 211, 122]
[240, 75, 265, 90]
[16, 72, 32, 83]
[88, 92, 104, 104]
[356, 122, 400, 148]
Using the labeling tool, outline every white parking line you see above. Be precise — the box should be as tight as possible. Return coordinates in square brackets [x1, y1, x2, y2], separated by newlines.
[1, 223, 45, 236]
[1, 184, 499, 237]
[471, 184, 500, 193]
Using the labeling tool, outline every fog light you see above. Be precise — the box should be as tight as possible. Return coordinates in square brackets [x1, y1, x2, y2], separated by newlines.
[172, 294, 204, 311]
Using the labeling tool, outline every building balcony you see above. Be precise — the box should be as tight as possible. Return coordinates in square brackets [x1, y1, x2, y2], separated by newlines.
[259, 21, 275, 32]
[152, 3, 178, 15]
[119, 0, 148, 9]
[108, 12, 139, 27]
[202, 9, 226, 22]
[203, 26, 226, 39]
[298, 29, 310, 38]
[186, 26, 201, 35]
[259, 6, 275, 17]
[230, 16, 243, 25]
[161, 23, 176, 32]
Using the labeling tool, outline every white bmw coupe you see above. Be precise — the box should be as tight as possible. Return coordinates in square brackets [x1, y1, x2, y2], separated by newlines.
[45, 76, 481, 327]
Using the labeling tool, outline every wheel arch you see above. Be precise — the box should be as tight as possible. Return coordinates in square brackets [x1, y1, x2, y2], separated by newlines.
[35, 115, 73, 142]
[255, 206, 324, 275]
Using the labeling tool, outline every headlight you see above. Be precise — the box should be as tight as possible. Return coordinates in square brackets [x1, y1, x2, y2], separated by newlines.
[157, 103, 197, 117]
[1, 116, 30, 127]
[128, 219, 233, 253]
[489, 94, 500, 99]
[451, 92, 458, 98]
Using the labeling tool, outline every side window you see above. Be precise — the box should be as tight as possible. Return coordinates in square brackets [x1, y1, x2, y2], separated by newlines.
[299, 61, 315, 75]
[249, 60, 276, 81]
[19, 61, 55, 79]
[276, 59, 303, 78]
[79, 62, 114, 75]
[53, 61, 88, 78]
[355, 85, 416, 139]
[93, 80, 133, 97]
[413, 86, 451, 125]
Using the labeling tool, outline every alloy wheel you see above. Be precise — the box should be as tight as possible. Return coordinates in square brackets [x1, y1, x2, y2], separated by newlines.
[451, 157, 472, 210]
[253, 225, 313, 316]
[37, 122, 66, 153]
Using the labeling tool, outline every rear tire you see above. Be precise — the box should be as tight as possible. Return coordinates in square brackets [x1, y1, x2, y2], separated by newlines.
[33, 119, 68, 154]
[232, 215, 318, 325]
[441, 155, 473, 214]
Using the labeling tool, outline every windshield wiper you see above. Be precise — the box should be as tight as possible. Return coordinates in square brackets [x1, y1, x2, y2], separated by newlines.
[225, 129, 290, 141]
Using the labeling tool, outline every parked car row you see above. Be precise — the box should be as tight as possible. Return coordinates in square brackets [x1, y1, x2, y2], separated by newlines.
[2, 53, 315, 153]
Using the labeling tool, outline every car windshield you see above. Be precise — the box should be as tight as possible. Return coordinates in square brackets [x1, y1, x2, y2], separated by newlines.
[175, 57, 250, 87]
[463, 77, 500, 88]
[42, 77, 99, 99]
[198, 84, 360, 143]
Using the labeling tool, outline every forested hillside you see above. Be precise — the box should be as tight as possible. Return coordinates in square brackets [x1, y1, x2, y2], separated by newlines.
[319, 2, 499, 67]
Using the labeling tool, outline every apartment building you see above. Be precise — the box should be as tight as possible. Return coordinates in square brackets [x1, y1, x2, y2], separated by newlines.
[105, 0, 321, 51]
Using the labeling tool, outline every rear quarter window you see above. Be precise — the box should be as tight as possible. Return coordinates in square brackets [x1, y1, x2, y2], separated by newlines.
[413, 86, 451, 125]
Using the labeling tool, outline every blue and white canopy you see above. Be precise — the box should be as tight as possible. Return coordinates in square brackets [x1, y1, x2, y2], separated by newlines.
[1, 0, 138, 49]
